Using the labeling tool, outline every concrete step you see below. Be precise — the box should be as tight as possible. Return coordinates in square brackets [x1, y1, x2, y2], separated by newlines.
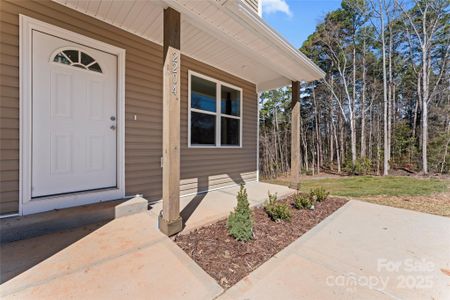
[0, 196, 149, 243]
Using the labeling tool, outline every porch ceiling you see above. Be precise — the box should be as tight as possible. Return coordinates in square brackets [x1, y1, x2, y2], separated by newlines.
[54, 0, 325, 91]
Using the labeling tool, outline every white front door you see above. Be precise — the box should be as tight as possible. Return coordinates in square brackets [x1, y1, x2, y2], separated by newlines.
[32, 31, 118, 198]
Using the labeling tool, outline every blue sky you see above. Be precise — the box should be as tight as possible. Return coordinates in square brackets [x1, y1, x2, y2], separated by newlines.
[262, 0, 342, 49]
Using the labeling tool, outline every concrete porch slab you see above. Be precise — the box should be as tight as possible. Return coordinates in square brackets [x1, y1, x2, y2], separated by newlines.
[0, 196, 149, 243]
[150, 181, 295, 233]
[0, 212, 223, 299]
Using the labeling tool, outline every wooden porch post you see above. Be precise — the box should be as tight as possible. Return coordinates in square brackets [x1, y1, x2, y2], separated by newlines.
[159, 7, 182, 236]
[290, 81, 301, 189]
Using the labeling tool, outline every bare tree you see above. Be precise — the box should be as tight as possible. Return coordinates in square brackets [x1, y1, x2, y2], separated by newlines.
[398, 0, 449, 174]
[360, 31, 368, 158]
[366, 0, 393, 175]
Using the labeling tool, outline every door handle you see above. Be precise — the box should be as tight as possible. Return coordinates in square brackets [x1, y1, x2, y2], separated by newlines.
[110, 125, 116, 130]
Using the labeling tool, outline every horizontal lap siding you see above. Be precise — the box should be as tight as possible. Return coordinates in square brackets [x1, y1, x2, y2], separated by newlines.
[0, 0, 163, 214]
[0, 0, 258, 215]
[180, 56, 258, 195]
[1, 1, 20, 214]
[243, 0, 259, 14]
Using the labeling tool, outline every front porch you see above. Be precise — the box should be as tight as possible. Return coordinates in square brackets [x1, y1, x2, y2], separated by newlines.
[1, 0, 323, 236]
[0, 182, 295, 294]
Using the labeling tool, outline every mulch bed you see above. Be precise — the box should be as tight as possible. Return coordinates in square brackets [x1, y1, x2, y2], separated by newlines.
[175, 195, 348, 288]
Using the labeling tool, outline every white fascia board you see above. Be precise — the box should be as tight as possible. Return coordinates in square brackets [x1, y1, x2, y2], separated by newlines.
[230, 0, 325, 80]
[163, 0, 323, 84]
[163, 0, 301, 81]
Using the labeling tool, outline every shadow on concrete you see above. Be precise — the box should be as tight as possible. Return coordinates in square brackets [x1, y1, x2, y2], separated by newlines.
[0, 195, 154, 284]
[0, 221, 108, 284]
[180, 193, 207, 227]
[179, 172, 245, 228]
[180, 176, 209, 227]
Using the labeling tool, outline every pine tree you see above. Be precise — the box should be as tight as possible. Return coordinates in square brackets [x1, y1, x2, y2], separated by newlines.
[227, 184, 253, 242]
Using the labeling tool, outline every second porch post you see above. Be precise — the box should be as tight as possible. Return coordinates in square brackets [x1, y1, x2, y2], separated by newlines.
[159, 7, 182, 236]
[290, 81, 301, 189]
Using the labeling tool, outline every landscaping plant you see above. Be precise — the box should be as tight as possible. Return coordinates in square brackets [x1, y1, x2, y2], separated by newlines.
[293, 193, 315, 210]
[264, 192, 291, 222]
[310, 187, 329, 202]
[227, 184, 253, 241]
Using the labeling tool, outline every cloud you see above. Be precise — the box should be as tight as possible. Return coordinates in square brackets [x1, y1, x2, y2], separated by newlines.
[261, 0, 293, 17]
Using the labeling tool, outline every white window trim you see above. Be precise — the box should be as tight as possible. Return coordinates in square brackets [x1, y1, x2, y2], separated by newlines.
[19, 15, 126, 216]
[188, 70, 243, 148]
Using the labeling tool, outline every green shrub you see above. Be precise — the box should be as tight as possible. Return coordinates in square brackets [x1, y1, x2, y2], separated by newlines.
[293, 193, 315, 209]
[310, 187, 329, 202]
[227, 184, 253, 241]
[264, 192, 291, 222]
[354, 158, 373, 175]
[344, 158, 373, 175]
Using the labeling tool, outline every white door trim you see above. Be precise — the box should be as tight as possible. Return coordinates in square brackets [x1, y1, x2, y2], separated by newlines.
[20, 15, 126, 215]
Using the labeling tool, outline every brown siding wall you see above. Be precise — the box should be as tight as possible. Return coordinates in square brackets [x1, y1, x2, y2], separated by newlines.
[180, 56, 258, 195]
[0, 0, 257, 215]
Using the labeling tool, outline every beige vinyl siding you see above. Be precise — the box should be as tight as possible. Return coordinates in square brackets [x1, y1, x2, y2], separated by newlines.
[0, 0, 258, 215]
[0, 0, 163, 214]
[1, 0, 20, 214]
[180, 56, 258, 195]
[243, 0, 259, 14]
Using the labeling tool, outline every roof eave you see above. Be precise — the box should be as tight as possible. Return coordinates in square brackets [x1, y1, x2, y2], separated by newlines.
[230, 0, 325, 81]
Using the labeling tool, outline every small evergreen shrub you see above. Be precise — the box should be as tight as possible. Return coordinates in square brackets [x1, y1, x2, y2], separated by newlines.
[293, 193, 315, 210]
[227, 184, 253, 241]
[310, 187, 329, 202]
[264, 192, 291, 222]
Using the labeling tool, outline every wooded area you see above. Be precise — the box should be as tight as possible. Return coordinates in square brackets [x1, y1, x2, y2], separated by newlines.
[259, 0, 449, 179]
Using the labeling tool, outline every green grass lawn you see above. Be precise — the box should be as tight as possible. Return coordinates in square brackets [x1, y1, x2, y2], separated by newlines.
[267, 176, 448, 197]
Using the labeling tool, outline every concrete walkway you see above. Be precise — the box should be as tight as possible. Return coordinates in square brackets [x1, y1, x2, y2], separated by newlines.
[0, 212, 223, 299]
[220, 200, 450, 300]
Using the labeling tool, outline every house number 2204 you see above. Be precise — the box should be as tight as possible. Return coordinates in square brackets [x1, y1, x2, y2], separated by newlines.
[171, 51, 179, 96]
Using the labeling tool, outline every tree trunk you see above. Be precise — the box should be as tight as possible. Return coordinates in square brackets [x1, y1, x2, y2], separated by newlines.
[368, 94, 374, 161]
[380, 0, 390, 175]
[333, 122, 341, 173]
[329, 121, 334, 167]
[422, 70, 428, 173]
[360, 37, 367, 158]
[351, 44, 357, 166]
[377, 113, 381, 176]
[440, 112, 450, 173]
[301, 118, 309, 172]
[387, 20, 393, 165]
[339, 114, 345, 166]
[313, 88, 321, 175]
[421, 41, 428, 174]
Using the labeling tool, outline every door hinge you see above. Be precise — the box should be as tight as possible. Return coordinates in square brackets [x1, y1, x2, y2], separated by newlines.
[161, 156, 163, 168]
